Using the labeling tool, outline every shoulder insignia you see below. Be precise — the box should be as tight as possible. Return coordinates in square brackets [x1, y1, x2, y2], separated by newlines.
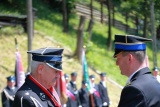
[40, 93, 46, 100]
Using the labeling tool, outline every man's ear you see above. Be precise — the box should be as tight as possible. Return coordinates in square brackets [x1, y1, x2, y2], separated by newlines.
[128, 54, 133, 62]
[37, 64, 44, 74]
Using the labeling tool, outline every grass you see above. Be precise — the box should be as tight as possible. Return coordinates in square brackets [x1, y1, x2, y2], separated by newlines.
[0, 31, 122, 107]
[0, 0, 160, 107]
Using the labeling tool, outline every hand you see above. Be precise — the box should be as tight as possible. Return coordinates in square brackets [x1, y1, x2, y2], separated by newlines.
[103, 102, 108, 106]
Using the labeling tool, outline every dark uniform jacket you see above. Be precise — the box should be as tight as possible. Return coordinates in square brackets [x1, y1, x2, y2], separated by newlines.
[1, 86, 18, 107]
[66, 95, 77, 107]
[78, 88, 89, 107]
[13, 75, 60, 107]
[118, 67, 160, 107]
[68, 81, 77, 92]
[89, 84, 102, 107]
[99, 82, 110, 107]
[67, 81, 81, 107]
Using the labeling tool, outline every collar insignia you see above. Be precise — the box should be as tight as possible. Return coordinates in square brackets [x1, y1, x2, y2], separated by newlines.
[126, 81, 131, 86]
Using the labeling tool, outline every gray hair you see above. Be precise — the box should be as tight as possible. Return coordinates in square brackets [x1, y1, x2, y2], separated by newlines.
[122, 51, 146, 63]
[31, 60, 43, 73]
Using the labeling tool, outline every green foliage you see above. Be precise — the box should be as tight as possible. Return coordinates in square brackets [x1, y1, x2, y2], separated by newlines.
[1, 0, 160, 86]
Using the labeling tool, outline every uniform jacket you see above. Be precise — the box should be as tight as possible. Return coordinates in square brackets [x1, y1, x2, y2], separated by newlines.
[78, 88, 90, 107]
[67, 81, 81, 106]
[1, 86, 18, 107]
[99, 82, 110, 107]
[68, 81, 77, 92]
[89, 84, 102, 107]
[118, 67, 160, 107]
[13, 75, 60, 107]
[66, 96, 77, 107]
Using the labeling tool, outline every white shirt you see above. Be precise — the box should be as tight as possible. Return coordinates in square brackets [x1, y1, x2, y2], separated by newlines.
[156, 75, 160, 83]
[126, 68, 144, 85]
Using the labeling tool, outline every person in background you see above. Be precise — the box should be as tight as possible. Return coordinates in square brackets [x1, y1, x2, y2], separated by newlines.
[13, 47, 64, 107]
[69, 72, 78, 91]
[78, 80, 90, 107]
[64, 73, 70, 89]
[89, 74, 102, 107]
[1, 75, 18, 107]
[68, 72, 81, 107]
[64, 73, 80, 107]
[98, 73, 110, 107]
[114, 34, 160, 107]
[152, 66, 160, 83]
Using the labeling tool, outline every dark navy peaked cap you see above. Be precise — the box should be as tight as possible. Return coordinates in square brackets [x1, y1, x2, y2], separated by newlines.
[152, 66, 159, 72]
[89, 75, 95, 80]
[7, 75, 16, 82]
[27, 47, 64, 71]
[64, 73, 69, 79]
[82, 80, 88, 86]
[100, 72, 106, 77]
[114, 34, 152, 58]
[71, 72, 77, 76]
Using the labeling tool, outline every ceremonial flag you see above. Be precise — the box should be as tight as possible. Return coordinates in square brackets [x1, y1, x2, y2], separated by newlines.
[82, 48, 91, 91]
[14, 38, 25, 89]
[55, 71, 68, 104]
[15, 50, 25, 89]
[82, 48, 95, 107]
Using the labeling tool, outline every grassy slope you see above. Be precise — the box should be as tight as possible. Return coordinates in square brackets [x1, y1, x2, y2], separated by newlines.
[0, 0, 160, 106]
[0, 32, 121, 107]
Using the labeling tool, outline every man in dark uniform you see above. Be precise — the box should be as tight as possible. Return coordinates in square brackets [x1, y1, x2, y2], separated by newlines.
[13, 47, 64, 107]
[78, 80, 90, 107]
[152, 66, 160, 83]
[67, 72, 81, 107]
[68, 72, 78, 92]
[89, 74, 102, 107]
[98, 73, 110, 107]
[1, 76, 18, 107]
[64, 73, 77, 107]
[114, 34, 160, 107]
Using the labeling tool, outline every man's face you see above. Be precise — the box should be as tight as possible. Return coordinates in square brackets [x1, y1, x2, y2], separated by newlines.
[7, 81, 16, 88]
[40, 63, 60, 89]
[101, 76, 106, 81]
[153, 71, 158, 77]
[116, 52, 129, 76]
[71, 76, 77, 81]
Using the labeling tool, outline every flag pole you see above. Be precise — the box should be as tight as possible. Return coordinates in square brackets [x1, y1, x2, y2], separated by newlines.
[15, 37, 18, 51]
[82, 46, 94, 107]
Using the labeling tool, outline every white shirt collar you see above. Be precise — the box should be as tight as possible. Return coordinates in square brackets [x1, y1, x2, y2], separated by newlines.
[126, 68, 143, 85]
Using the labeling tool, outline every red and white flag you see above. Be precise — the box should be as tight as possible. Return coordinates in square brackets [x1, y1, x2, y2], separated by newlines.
[15, 50, 25, 89]
[55, 71, 68, 104]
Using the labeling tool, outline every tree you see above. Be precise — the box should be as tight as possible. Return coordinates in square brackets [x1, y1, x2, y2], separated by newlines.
[106, 0, 112, 50]
[75, 16, 86, 60]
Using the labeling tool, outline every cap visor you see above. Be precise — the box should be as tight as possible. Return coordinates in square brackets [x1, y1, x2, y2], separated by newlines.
[46, 63, 62, 72]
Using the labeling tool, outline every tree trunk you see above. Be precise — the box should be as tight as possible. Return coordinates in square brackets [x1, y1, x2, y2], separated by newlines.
[135, 16, 139, 35]
[143, 15, 147, 38]
[143, 0, 148, 38]
[62, 0, 68, 33]
[27, 0, 33, 72]
[90, 0, 93, 20]
[107, 0, 112, 51]
[112, 5, 115, 26]
[87, 19, 94, 41]
[75, 16, 86, 61]
[100, 0, 103, 23]
[125, 12, 128, 33]
[156, 25, 160, 39]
